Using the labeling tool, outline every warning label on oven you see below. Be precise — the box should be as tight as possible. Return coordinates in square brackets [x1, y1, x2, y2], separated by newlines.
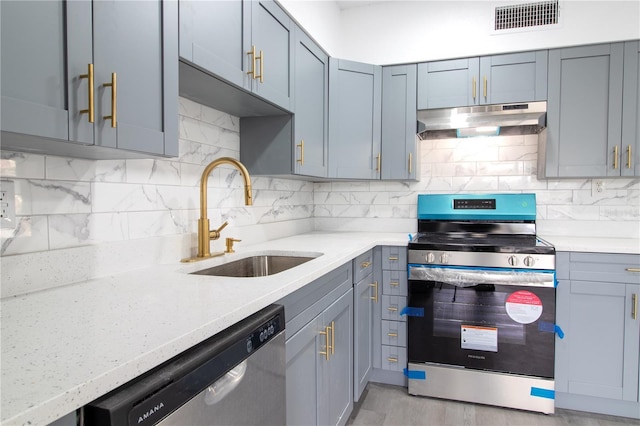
[461, 325, 498, 352]
[505, 290, 543, 324]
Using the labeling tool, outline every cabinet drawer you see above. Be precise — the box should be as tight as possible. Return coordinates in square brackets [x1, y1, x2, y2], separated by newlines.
[382, 270, 407, 296]
[381, 295, 407, 322]
[381, 345, 407, 371]
[353, 250, 374, 283]
[381, 246, 406, 270]
[381, 320, 407, 347]
[569, 252, 640, 284]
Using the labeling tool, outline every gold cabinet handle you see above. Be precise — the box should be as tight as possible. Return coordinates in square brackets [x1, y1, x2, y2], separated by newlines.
[483, 75, 487, 99]
[103, 73, 117, 128]
[390, 281, 399, 287]
[257, 50, 264, 83]
[627, 145, 632, 169]
[633, 294, 638, 320]
[472, 76, 476, 100]
[369, 281, 378, 303]
[319, 325, 331, 360]
[361, 261, 371, 268]
[387, 357, 398, 363]
[614, 145, 619, 169]
[247, 45, 257, 79]
[387, 332, 398, 337]
[387, 306, 398, 312]
[330, 321, 335, 355]
[626, 268, 640, 273]
[388, 256, 399, 261]
[408, 153, 412, 174]
[376, 153, 381, 173]
[296, 140, 304, 165]
[79, 63, 94, 123]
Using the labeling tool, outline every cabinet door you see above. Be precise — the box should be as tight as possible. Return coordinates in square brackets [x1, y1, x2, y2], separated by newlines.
[293, 26, 328, 177]
[556, 280, 639, 402]
[354, 275, 375, 402]
[0, 0, 92, 144]
[622, 41, 640, 176]
[286, 316, 322, 426]
[93, 0, 178, 156]
[329, 58, 382, 179]
[178, 0, 249, 89]
[250, 0, 293, 111]
[417, 58, 479, 109]
[546, 43, 624, 178]
[381, 64, 418, 180]
[320, 288, 353, 426]
[479, 51, 548, 105]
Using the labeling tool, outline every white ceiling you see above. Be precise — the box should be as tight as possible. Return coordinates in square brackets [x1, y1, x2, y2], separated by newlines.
[335, 1, 386, 10]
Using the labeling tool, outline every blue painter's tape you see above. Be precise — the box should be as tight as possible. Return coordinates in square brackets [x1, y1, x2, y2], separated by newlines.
[530, 387, 555, 400]
[403, 368, 426, 380]
[400, 307, 424, 317]
[538, 322, 565, 339]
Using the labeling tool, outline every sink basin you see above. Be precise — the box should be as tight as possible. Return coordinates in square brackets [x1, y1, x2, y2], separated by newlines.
[191, 254, 318, 278]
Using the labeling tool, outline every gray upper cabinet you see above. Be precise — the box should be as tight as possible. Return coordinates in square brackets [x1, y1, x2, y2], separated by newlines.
[178, 0, 292, 112]
[329, 58, 382, 179]
[1, 0, 178, 159]
[381, 64, 418, 181]
[544, 43, 625, 178]
[622, 41, 640, 176]
[293, 27, 329, 177]
[417, 51, 547, 109]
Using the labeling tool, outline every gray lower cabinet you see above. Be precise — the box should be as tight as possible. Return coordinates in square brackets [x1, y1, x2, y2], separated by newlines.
[328, 58, 382, 179]
[353, 250, 376, 402]
[417, 51, 547, 109]
[622, 41, 640, 176]
[179, 0, 292, 112]
[542, 42, 627, 178]
[280, 263, 354, 426]
[381, 64, 419, 181]
[555, 252, 640, 419]
[1, 0, 178, 159]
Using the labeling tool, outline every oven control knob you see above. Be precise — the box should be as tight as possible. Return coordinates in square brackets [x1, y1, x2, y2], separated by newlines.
[440, 253, 449, 264]
[524, 256, 535, 267]
[508, 255, 518, 266]
[425, 252, 435, 263]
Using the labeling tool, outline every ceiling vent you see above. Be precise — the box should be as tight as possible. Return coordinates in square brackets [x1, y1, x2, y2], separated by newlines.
[494, 0, 560, 32]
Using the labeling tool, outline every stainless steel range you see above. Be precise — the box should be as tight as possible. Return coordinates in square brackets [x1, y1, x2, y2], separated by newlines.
[406, 193, 557, 414]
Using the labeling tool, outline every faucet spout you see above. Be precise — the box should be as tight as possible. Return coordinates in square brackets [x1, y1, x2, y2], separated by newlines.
[182, 157, 253, 262]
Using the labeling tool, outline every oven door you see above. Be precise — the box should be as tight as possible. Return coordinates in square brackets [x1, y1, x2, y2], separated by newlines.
[407, 265, 556, 379]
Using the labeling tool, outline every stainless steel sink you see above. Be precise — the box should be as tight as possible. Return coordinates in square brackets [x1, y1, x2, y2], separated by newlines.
[191, 254, 317, 278]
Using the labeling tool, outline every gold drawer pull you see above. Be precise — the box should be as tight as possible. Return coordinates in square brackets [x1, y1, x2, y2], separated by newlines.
[626, 268, 640, 273]
[633, 294, 638, 320]
[257, 50, 264, 83]
[330, 321, 335, 355]
[376, 153, 381, 173]
[79, 63, 94, 123]
[103, 72, 117, 128]
[387, 332, 398, 337]
[483, 75, 487, 98]
[627, 145, 632, 169]
[408, 153, 412, 174]
[387, 306, 398, 312]
[369, 281, 378, 303]
[319, 325, 331, 360]
[390, 281, 399, 287]
[361, 261, 371, 268]
[247, 45, 257, 78]
[388, 256, 399, 261]
[387, 357, 398, 363]
[614, 145, 619, 169]
[296, 140, 304, 165]
[472, 76, 476, 100]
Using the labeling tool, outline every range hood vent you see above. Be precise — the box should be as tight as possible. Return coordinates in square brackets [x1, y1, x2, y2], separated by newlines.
[417, 101, 546, 140]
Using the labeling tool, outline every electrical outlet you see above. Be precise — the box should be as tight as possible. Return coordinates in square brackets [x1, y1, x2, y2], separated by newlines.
[0, 180, 17, 230]
[591, 179, 605, 196]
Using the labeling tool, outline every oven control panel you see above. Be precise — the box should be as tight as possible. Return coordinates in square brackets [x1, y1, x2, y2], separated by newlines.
[408, 249, 555, 270]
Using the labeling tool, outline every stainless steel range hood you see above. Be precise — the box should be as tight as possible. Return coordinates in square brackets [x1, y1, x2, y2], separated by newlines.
[417, 101, 546, 139]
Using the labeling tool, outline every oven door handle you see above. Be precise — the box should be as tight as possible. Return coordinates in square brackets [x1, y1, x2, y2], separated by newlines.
[408, 266, 556, 288]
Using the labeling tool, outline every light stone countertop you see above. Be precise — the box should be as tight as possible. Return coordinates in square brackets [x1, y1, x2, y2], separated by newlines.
[2, 231, 638, 425]
[0, 232, 409, 426]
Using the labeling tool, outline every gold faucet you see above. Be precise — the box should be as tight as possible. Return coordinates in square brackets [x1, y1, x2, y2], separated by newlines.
[182, 157, 252, 262]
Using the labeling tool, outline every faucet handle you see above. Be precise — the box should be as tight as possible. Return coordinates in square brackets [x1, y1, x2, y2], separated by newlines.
[209, 221, 229, 240]
[225, 237, 241, 253]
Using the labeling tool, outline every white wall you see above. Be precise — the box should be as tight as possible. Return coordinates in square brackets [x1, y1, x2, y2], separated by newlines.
[281, 0, 640, 65]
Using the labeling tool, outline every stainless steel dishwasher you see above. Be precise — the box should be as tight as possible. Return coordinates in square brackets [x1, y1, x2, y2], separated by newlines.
[83, 304, 285, 426]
